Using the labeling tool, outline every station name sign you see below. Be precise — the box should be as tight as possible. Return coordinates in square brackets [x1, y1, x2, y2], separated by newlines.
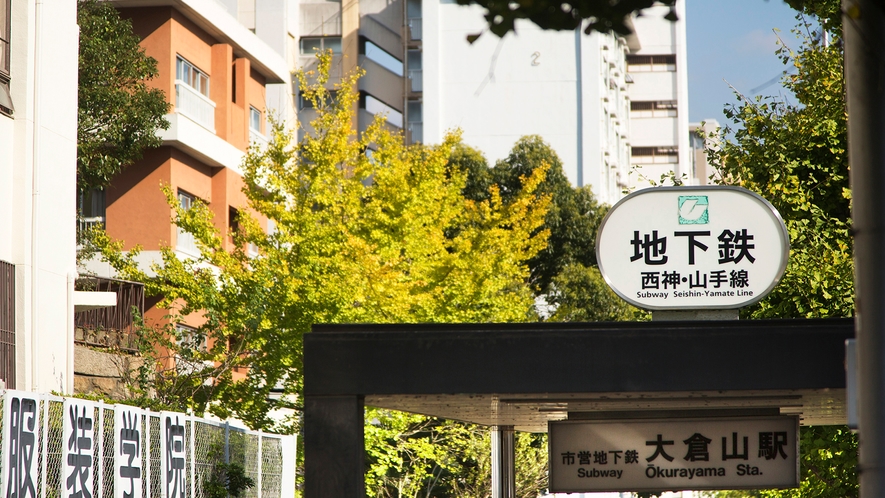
[596, 186, 789, 310]
[548, 417, 799, 493]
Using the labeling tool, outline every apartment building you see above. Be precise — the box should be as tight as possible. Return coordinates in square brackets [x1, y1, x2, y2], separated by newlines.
[625, 1, 692, 190]
[296, 0, 689, 204]
[297, 0, 409, 136]
[82, 0, 291, 336]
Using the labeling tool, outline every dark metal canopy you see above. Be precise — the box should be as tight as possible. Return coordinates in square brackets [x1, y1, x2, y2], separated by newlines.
[303, 318, 853, 496]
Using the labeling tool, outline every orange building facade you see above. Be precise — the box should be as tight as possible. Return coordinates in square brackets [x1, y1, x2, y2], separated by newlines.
[92, 0, 291, 335]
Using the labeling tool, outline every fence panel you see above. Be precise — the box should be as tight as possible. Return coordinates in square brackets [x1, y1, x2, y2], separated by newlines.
[0, 391, 294, 498]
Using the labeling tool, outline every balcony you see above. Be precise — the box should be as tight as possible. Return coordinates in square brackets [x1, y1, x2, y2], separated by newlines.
[250, 129, 269, 149]
[408, 18, 422, 42]
[175, 80, 216, 132]
[74, 276, 145, 353]
[408, 69, 423, 93]
[78, 216, 105, 235]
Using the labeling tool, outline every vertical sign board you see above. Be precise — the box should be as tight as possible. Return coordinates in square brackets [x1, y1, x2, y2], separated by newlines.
[1, 391, 40, 498]
[63, 398, 96, 498]
[160, 412, 187, 498]
[596, 186, 789, 310]
[549, 417, 799, 493]
[114, 407, 143, 498]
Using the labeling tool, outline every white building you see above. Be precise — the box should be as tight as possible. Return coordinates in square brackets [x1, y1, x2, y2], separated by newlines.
[420, 2, 637, 205]
[625, 1, 692, 190]
[411, 1, 691, 203]
[0, 0, 84, 394]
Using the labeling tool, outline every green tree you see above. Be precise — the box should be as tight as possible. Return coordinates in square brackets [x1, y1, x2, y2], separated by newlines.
[77, 0, 169, 193]
[450, 136, 606, 295]
[703, 4, 856, 497]
[92, 52, 550, 430]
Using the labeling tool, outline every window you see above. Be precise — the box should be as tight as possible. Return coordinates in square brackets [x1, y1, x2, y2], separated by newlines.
[626, 54, 676, 72]
[363, 94, 403, 128]
[176, 190, 199, 255]
[632, 146, 679, 164]
[299, 90, 338, 110]
[0, 0, 12, 115]
[250, 106, 261, 132]
[363, 40, 403, 76]
[630, 100, 678, 118]
[300, 37, 341, 55]
[176, 56, 210, 97]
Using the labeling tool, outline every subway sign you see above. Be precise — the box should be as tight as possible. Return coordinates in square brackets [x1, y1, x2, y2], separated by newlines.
[596, 186, 789, 310]
[549, 417, 799, 493]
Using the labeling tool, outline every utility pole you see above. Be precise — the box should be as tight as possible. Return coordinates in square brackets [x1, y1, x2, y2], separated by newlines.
[843, 1, 885, 496]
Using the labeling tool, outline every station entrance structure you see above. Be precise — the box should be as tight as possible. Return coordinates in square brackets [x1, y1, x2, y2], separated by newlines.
[303, 318, 852, 496]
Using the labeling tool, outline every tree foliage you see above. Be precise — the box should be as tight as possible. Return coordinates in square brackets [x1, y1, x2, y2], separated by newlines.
[365, 409, 547, 498]
[457, 0, 674, 40]
[703, 4, 857, 497]
[451, 136, 607, 296]
[77, 0, 169, 193]
[93, 52, 550, 431]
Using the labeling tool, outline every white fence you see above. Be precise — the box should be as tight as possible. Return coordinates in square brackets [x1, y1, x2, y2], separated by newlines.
[0, 390, 296, 498]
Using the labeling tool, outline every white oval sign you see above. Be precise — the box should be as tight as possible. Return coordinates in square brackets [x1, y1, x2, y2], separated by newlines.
[596, 186, 789, 310]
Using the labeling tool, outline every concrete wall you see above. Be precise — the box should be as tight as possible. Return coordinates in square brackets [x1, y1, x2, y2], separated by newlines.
[0, 0, 79, 393]
[627, 2, 691, 189]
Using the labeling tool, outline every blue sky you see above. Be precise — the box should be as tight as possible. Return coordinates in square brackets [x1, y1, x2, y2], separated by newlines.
[686, 0, 807, 125]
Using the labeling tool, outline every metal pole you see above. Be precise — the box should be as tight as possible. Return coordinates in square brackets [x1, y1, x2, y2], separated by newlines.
[491, 425, 515, 498]
[844, 1, 885, 496]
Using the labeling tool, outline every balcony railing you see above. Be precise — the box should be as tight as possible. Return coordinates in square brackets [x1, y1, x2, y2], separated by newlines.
[408, 18, 422, 41]
[78, 216, 105, 235]
[175, 80, 216, 132]
[408, 69, 423, 93]
[177, 227, 200, 256]
[250, 129, 269, 149]
[0, 260, 14, 389]
[74, 276, 145, 353]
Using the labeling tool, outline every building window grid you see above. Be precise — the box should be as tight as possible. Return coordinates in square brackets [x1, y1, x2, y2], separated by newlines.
[626, 54, 676, 72]
[300, 37, 342, 55]
[632, 146, 679, 164]
[176, 56, 210, 97]
[249, 106, 262, 133]
[0, 0, 11, 115]
[630, 100, 678, 118]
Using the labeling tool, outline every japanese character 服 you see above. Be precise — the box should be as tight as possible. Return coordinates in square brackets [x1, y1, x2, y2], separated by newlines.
[630, 231, 668, 265]
[561, 451, 575, 465]
[593, 451, 608, 465]
[759, 432, 789, 460]
[722, 432, 749, 461]
[577, 451, 591, 465]
[119, 412, 141, 498]
[624, 450, 640, 464]
[66, 405, 94, 498]
[718, 229, 756, 264]
[675, 231, 710, 265]
[165, 416, 186, 498]
[683, 433, 712, 462]
[7, 397, 37, 498]
[646, 434, 675, 462]
[641, 272, 660, 290]
[730, 269, 750, 289]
